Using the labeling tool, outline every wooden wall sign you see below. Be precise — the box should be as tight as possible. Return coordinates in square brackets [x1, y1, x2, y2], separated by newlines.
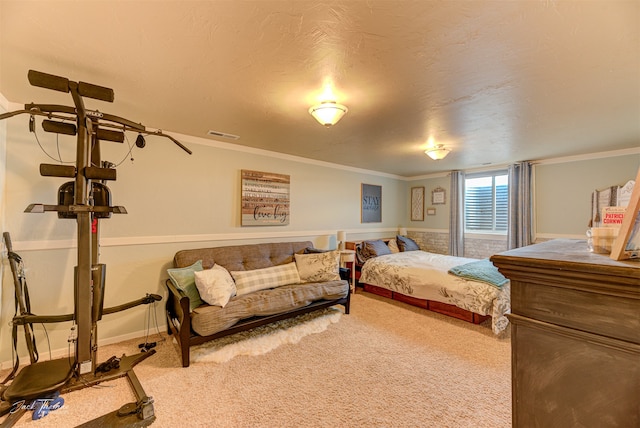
[241, 170, 290, 226]
[411, 187, 425, 221]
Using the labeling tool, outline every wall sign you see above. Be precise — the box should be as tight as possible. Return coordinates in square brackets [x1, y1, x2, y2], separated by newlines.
[411, 187, 424, 221]
[241, 170, 290, 226]
[432, 186, 446, 205]
[361, 183, 382, 223]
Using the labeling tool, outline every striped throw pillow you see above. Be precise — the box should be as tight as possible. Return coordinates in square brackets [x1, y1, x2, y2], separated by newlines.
[230, 262, 301, 296]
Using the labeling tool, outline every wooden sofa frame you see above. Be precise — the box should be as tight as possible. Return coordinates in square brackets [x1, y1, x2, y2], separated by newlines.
[165, 278, 350, 367]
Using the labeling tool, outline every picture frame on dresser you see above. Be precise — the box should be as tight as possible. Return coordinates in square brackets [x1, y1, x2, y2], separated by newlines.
[610, 167, 640, 261]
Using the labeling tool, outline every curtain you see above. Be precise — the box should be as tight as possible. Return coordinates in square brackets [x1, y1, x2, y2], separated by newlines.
[449, 170, 464, 256]
[508, 161, 533, 249]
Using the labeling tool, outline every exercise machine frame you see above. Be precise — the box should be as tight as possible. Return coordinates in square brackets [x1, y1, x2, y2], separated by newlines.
[0, 70, 191, 426]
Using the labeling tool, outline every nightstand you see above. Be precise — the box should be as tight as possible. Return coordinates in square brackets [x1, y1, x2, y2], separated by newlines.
[339, 249, 356, 293]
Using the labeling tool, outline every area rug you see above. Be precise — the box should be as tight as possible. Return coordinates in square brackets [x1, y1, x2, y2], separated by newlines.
[190, 307, 342, 363]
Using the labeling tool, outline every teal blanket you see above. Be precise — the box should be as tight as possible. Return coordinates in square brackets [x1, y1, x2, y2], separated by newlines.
[448, 259, 508, 288]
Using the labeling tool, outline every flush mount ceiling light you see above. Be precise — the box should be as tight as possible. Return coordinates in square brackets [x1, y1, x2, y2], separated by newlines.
[425, 144, 451, 160]
[308, 101, 348, 126]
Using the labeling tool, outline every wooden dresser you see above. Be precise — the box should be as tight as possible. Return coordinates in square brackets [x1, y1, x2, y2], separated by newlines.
[491, 239, 640, 428]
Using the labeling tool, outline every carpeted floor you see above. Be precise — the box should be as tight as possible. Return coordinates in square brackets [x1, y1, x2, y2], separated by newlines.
[191, 307, 342, 364]
[1, 292, 512, 427]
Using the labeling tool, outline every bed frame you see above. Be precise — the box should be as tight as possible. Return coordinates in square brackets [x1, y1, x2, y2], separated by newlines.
[361, 283, 490, 324]
[346, 239, 490, 325]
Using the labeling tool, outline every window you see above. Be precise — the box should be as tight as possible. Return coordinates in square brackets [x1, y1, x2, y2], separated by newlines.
[464, 172, 508, 234]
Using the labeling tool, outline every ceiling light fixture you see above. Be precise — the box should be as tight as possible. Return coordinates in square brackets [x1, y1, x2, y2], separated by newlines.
[425, 144, 451, 160]
[308, 101, 348, 126]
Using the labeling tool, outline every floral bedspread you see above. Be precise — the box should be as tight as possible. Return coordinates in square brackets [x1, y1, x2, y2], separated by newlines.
[359, 251, 510, 334]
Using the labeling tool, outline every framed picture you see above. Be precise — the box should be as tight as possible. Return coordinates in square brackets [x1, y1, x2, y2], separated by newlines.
[427, 207, 436, 216]
[432, 187, 446, 205]
[610, 168, 640, 260]
[361, 183, 382, 223]
[241, 170, 290, 226]
[411, 187, 424, 221]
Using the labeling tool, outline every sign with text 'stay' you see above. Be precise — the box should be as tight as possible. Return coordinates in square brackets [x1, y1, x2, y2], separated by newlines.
[361, 183, 382, 223]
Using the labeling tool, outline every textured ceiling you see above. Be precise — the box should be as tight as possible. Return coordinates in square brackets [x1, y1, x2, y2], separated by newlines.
[1, 1, 639, 177]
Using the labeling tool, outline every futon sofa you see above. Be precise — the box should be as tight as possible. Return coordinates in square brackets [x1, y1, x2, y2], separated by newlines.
[165, 241, 350, 367]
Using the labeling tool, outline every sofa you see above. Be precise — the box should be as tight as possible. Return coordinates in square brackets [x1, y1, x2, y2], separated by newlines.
[165, 241, 351, 367]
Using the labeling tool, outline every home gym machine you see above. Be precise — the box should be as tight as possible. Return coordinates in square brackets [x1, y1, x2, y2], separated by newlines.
[0, 70, 192, 426]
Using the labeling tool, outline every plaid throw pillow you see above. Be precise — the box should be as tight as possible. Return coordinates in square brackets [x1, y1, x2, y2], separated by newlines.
[230, 262, 300, 296]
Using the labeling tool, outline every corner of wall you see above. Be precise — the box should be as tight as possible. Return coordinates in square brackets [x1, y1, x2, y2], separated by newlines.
[0, 91, 8, 320]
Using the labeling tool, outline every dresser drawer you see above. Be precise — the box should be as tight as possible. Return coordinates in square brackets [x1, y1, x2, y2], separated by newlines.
[511, 279, 640, 344]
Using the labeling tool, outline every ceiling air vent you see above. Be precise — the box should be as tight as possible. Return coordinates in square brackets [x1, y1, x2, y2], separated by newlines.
[207, 130, 240, 140]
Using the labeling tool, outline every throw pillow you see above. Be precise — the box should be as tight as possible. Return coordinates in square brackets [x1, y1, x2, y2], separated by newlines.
[387, 239, 400, 253]
[294, 250, 340, 283]
[360, 239, 392, 261]
[304, 247, 327, 254]
[396, 235, 420, 252]
[167, 260, 204, 311]
[231, 262, 301, 296]
[194, 264, 237, 307]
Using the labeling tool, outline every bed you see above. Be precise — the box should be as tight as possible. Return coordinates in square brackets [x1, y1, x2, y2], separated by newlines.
[354, 237, 510, 334]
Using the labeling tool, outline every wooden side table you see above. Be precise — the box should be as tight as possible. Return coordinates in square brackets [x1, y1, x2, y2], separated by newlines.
[339, 250, 356, 293]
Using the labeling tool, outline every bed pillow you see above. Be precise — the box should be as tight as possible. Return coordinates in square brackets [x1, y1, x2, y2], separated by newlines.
[359, 239, 392, 262]
[194, 264, 237, 307]
[294, 250, 340, 283]
[387, 239, 400, 253]
[167, 260, 204, 311]
[396, 235, 420, 252]
[230, 262, 300, 296]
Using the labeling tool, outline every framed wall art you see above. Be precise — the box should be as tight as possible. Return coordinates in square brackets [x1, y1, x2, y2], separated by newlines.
[610, 168, 640, 260]
[411, 186, 425, 221]
[432, 186, 446, 205]
[361, 183, 382, 223]
[241, 169, 290, 226]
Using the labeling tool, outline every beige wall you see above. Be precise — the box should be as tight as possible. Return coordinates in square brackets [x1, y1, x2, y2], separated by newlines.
[1, 94, 638, 366]
[404, 174, 450, 231]
[0, 105, 404, 365]
[0, 95, 7, 349]
[404, 152, 640, 256]
[534, 154, 640, 237]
